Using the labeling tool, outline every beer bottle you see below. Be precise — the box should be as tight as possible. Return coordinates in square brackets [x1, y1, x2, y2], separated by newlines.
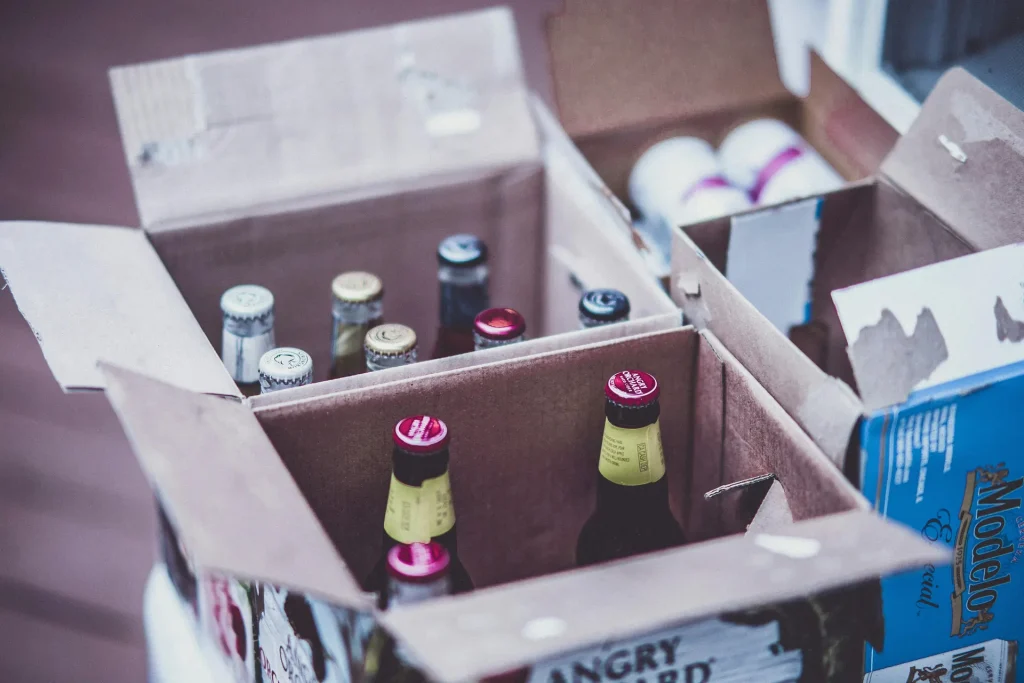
[576, 370, 685, 566]
[365, 324, 418, 372]
[579, 289, 631, 329]
[363, 542, 452, 683]
[258, 347, 314, 394]
[331, 271, 384, 379]
[473, 307, 526, 350]
[220, 285, 276, 397]
[431, 235, 490, 359]
[365, 416, 472, 594]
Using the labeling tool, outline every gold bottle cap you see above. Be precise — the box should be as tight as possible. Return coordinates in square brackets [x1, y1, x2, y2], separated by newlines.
[364, 324, 417, 356]
[332, 271, 383, 304]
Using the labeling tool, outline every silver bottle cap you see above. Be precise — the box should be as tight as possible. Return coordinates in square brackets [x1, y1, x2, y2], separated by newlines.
[258, 347, 313, 393]
[221, 285, 275, 336]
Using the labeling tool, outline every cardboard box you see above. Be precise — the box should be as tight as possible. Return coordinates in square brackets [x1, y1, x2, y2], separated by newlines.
[670, 67, 1024, 470]
[545, 0, 897, 208]
[96, 324, 940, 682]
[0, 8, 676, 399]
[831, 244, 1024, 671]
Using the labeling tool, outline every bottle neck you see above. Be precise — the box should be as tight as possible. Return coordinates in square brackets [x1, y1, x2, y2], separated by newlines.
[595, 399, 670, 510]
[333, 298, 383, 325]
[384, 448, 456, 545]
[385, 574, 451, 608]
[366, 348, 418, 372]
[439, 264, 489, 330]
[473, 331, 525, 351]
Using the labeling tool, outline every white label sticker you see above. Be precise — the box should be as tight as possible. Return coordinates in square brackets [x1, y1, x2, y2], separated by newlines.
[864, 638, 1013, 682]
[527, 617, 802, 683]
[222, 329, 275, 383]
[726, 198, 821, 335]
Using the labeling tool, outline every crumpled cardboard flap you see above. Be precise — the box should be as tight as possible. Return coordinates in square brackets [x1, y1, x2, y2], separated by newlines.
[383, 510, 945, 683]
[0, 221, 238, 396]
[881, 67, 1024, 251]
[110, 7, 539, 231]
[98, 362, 369, 611]
[546, 0, 787, 140]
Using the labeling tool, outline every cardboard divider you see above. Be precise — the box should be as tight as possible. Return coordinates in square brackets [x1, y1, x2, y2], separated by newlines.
[254, 327, 863, 592]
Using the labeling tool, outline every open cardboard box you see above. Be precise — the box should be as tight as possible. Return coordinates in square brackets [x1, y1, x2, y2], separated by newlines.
[0, 7, 676, 401]
[545, 0, 898, 211]
[97, 323, 940, 682]
[669, 67, 1024, 472]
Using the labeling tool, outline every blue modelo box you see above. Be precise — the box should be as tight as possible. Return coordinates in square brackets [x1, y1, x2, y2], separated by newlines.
[831, 244, 1024, 672]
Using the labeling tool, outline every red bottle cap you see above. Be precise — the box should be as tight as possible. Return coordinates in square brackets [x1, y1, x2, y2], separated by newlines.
[473, 307, 526, 340]
[605, 370, 660, 407]
[393, 416, 450, 453]
[387, 542, 451, 582]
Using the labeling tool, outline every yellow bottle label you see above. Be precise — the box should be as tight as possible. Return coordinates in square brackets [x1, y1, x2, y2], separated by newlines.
[332, 322, 368, 361]
[598, 418, 666, 486]
[382, 472, 455, 543]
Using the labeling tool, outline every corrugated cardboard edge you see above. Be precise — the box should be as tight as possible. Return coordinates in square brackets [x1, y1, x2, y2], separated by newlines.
[546, 0, 787, 140]
[0, 221, 239, 397]
[671, 225, 864, 468]
[251, 312, 682, 409]
[880, 67, 1024, 251]
[98, 362, 370, 611]
[383, 510, 946, 683]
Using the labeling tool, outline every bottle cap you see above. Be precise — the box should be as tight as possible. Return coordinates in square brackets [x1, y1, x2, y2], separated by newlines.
[473, 307, 526, 341]
[438, 234, 488, 267]
[220, 285, 274, 321]
[365, 324, 418, 356]
[258, 347, 313, 390]
[579, 289, 631, 324]
[605, 370, 660, 407]
[332, 271, 383, 304]
[387, 542, 450, 583]
[393, 416, 450, 453]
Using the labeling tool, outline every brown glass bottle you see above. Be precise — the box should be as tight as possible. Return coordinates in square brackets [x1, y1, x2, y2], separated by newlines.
[220, 285, 276, 397]
[364, 416, 472, 594]
[330, 271, 384, 379]
[363, 542, 452, 683]
[431, 235, 490, 359]
[576, 370, 686, 566]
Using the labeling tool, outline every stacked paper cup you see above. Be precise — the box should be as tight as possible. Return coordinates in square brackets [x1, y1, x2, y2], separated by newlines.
[628, 137, 752, 273]
[719, 119, 844, 205]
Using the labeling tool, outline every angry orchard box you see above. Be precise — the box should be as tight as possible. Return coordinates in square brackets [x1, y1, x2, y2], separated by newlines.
[831, 244, 1024, 672]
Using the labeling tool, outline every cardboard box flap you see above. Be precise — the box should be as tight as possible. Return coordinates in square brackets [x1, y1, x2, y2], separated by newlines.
[110, 7, 539, 231]
[383, 510, 945, 683]
[880, 68, 1024, 250]
[0, 221, 238, 396]
[671, 227, 863, 466]
[546, 0, 788, 140]
[832, 243, 1024, 412]
[98, 362, 369, 610]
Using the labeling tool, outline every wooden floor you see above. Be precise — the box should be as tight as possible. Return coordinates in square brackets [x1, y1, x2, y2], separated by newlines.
[0, 1, 556, 680]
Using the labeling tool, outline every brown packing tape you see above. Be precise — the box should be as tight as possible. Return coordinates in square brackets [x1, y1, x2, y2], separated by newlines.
[384, 510, 945, 683]
[880, 67, 1024, 251]
[96, 362, 369, 611]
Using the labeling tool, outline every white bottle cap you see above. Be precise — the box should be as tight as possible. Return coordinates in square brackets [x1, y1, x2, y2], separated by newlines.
[628, 137, 720, 220]
[258, 347, 313, 393]
[220, 285, 274, 320]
